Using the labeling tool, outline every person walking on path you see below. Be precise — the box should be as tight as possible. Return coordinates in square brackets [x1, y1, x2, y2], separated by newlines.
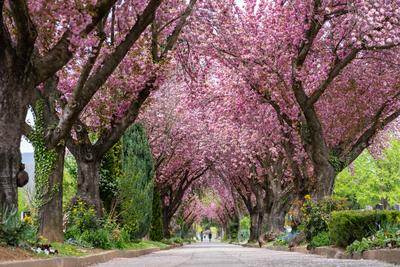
[208, 232, 212, 242]
[200, 231, 203, 242]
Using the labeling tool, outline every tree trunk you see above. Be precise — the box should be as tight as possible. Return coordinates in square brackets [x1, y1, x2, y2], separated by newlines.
[264, 200, 289, 240]
[263, 176, 293, 242]
[249, 210, 263, 243]
[38, 145, 65, 242]
[0, 75, 29, 209]
[75, 158, 103, 216]
[313, 162, 336, 200]
[162, 205, 172, 239]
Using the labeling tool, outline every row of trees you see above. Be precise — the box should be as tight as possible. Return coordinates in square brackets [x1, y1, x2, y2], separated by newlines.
[0, 0, 198, 242]
[2, 0, 400, 246]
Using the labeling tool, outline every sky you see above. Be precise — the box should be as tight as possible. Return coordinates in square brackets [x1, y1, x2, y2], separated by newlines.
[21, 110, 34, 153]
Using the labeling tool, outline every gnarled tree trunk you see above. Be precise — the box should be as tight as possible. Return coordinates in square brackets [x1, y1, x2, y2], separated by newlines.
[264, 199, 291, 241]
[75, 157, 103, 216]
[0, 74, 30, 209]
[162, 206, 172, 239]
[38, 145, 65, 242]
[249, 210, 264, 243]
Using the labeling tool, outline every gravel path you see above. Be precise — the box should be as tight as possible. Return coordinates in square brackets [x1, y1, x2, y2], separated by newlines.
[92, 242, 396, 267]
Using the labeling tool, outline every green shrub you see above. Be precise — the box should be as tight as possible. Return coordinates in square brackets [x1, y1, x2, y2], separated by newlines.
[346, 238, 371, 254]
[170, 237, 183, 244]
[309, 231, 330, 248]
[238, 216, 250, 242]
[81, 228, 112, 249]
[0, 207, 37, 246]
[329, 210, 400, 248]
[227, 216, 239, 241]
[273, 233, 289, 246]
[302, 195, 348, 242]
[120, 123, 154, 240]
[63, 155, 77, 208]
[65, 198, 100, 241]
[346, 222, 400, 253]
[149, 189, 163, 241]
[100, 142, 122, 213]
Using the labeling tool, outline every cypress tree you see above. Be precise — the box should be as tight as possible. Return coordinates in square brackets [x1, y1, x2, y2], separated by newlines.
[120, 124, 154, 239]
[149, 189, 164, 241]
[100, 141, 122, 213]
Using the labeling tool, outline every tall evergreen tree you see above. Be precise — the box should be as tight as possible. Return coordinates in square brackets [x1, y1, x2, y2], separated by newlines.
[150, 189, 164, 241]
[100, 142, 122, 213]
[120, 124, 154, 239]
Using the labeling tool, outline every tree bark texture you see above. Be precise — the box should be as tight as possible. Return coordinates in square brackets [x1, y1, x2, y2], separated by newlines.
[38, 145, 65, 242]
[0, 72, 30, 209]
[75, 158, 103, 216]
[162, 205, 172, 239]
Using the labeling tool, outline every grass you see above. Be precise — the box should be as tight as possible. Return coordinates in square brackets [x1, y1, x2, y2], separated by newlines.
[124, 240, 169, 250]
[50, 242, 87, 257]
[34, 240, 170, 258]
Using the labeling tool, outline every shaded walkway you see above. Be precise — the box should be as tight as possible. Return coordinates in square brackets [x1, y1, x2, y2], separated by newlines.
[93, 241, 395, 267]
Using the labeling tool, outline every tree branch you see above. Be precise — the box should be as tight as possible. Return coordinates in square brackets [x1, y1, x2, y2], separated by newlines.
[340, 97, 400, 168]
[0, 0, 14, 59]
[47, 0, 162, 147]
[94, 76, 156, 156]
[307, 48, 360, 106]
[160, 0, 197, 59]
[9, 0, 37, 58]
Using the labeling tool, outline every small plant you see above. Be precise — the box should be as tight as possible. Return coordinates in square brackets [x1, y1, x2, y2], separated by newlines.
[346, 238, 371, 254]
[273, 233, 289, 246]
[0, 206, 37, 246]
[346, 222, 400, 253]
[302, 195, 348, 244]
[81, 228, 112, 249]
[309, 231, 330, 248]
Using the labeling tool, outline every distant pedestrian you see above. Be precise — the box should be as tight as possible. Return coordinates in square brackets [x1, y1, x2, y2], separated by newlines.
[200, 231, 203, 242]
[208, 232, 212, 242]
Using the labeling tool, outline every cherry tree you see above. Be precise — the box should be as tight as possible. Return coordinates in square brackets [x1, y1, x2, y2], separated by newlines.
[64, 0, 197, 216]
[141, 79, 211, 238]
[194, 0, 400, 199]
[0, 0, 163, 211]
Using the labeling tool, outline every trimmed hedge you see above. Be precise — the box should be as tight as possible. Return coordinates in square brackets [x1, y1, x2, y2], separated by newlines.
[329, 210, 400, 248]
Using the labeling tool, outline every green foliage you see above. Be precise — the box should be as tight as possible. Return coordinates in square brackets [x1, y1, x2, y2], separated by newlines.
[124, 240, 169, 249]
[63, 155, 77, 208]
[29, 99, 58, 210]
[309, 231, 330, 248]
[65, 198, 132, 249]
[100, 142, 122, 212]
[81, 228, 112, 249]
[238, 216, 250, 242]
[50, 242, 86, 257]
[302, 195, 348, 243]
[273, 233, 289, 246]
[149, 189, 164, 241]
[65, 198, 101, 241]
[18, 189, 30, 211]
[329, 210, 400, 248]
[346, 223, 400, 253]
[240, 216, 250, 230]
[0, 207, 37, 246]
[227, 216, 239, 241]
[346, 238, 371, 254]
[120, 123, 155, 239]
[335, 140, 400, 208]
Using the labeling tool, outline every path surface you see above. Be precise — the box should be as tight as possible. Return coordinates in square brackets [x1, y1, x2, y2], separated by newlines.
[93, 242, 395, 267]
